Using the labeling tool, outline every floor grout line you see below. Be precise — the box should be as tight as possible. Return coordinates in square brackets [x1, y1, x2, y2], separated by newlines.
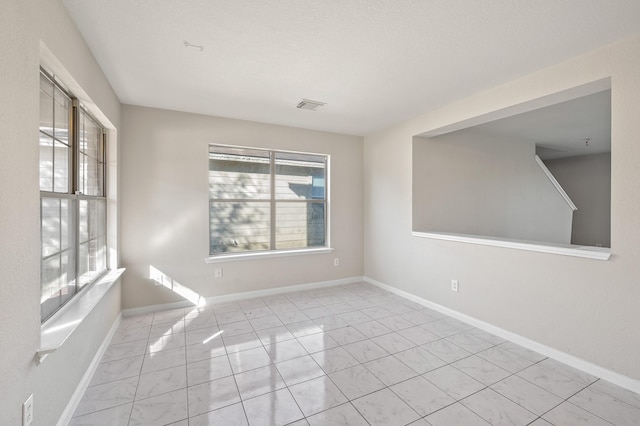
[69, 282, 639, 425]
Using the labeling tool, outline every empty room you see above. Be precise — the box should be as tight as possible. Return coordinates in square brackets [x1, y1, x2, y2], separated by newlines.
[2, 1, 640, 425]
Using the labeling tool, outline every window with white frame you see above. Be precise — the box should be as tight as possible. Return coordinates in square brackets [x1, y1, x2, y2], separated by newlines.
[208, 145, 328, 255]
[39, 69, 107, 321]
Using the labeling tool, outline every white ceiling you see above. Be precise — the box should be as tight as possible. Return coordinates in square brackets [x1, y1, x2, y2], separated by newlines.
[475, 90, 611, 160]
[62, 0, 640, 136]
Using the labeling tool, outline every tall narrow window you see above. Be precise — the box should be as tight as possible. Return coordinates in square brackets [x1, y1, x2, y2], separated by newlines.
[209, 145, 328, 255]
[39, 69, 107, 321]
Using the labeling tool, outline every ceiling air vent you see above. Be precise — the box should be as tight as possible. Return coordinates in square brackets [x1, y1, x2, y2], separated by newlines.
[296, 99, 326, 111]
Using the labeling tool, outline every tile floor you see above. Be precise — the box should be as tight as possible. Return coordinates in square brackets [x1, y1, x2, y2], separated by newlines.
[69, 282, 640, 425]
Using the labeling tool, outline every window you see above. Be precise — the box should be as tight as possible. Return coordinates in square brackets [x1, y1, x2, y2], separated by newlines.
[208, 145, 328, 255]
[39, 69, 107, 321]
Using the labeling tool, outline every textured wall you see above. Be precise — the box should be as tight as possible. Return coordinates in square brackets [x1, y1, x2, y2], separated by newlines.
[0, 0, 122, 424]
[413, 131, 573, 244]
[546, 153, 611, 247]
[364, 36, 640, 380]
[120, 105, 363, 309]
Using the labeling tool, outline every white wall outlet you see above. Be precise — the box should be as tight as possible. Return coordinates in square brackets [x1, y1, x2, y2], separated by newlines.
[333, 258, 339, 267]
[23, 394, 33, 426]
[214, 267, 223, 279]
[451, 279, 459, 292]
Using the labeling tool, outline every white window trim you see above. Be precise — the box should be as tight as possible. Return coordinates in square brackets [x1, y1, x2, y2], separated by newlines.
[37, 55, 121, 364]
[37, 268, 125, 364]
[205, 247, 334, 263]
[208, 144, 330, 257]
[39, 68, 110, 322]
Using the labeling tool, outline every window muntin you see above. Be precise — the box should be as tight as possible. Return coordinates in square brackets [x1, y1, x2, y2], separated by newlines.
[209, 145, 328, 255]
[39, 70, 107, 322]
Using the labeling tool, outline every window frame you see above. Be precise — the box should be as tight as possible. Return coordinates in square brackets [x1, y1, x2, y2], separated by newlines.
[39, 68, 109, 322]
[208, 144, 330, 258]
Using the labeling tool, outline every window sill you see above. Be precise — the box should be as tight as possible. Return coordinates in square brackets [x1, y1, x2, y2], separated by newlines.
[412, 232, 611, 260]
[205, 247, 334, 263]
[37, 268, 125, 364]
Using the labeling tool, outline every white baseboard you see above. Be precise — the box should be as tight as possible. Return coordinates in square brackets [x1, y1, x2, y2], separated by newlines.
[57, 313, 123, 426]
[364, 276, 640, 395]
[123, 300, 195, 317]
[123, 276, 365, 317]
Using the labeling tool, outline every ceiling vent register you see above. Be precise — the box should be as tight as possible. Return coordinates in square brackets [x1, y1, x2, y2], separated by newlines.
[296, 99, 326, 111]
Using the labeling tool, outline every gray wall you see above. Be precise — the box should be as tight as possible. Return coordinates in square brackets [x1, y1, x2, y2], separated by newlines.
[413, 130, 573, 244]
[0, 1, 122, 424]
[546, 153, 611, 247]
[120, 105, 364, 310]
[364, 36, 640, 381]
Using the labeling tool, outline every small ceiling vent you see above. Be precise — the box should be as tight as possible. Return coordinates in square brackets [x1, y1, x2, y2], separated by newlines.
[296, 99, 326, 111]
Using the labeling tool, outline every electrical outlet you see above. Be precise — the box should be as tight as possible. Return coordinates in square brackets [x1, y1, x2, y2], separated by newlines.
[451, 280, 459, 292]
[23, 394, 33, 426]
[333, 258, 339, 267]
[214, 267, 223, 279]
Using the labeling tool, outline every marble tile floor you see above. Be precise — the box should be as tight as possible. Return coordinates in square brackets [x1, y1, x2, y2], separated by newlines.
[69, 282, 640, 426]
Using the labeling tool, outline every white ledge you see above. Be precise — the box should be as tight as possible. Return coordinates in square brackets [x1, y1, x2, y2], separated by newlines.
[535, 155, 577, 211]
[206, 247, 334, 263]
[413, 232, 611, 260]
[38, 268, 125, 364]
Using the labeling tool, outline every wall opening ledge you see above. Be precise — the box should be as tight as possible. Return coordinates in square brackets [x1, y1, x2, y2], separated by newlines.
[413, 231, 611, 260]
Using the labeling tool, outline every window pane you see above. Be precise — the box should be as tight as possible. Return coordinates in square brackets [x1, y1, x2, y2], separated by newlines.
[78, 199, 88, 243]
[88, 199, 98, 241]
[96, 236, 107, 272]
[94, 199, 107, 273]
[78, 239, 105, 288]
[81, 115, 99, 158]
[209, 147, 271, 200]
[40, 240, 75, 321]
[39, 134, 54, 192]
[79, 152, 86, 195]
[39, 74, 54, 138]
[41, 197, 76, 314]
[54, 86, 70, 146]
[78, 111, 104, 196]
[59, 250, 75, 306]
[53, 141, 70, 192]
[60, 199, 72, 250]
[96, 198, 106, 237]
[41, 198, 74, 257]
[41, 254, 61, 319]
[40, 74, 71, 194]
[276, 202, 326, 249]
[275, 152, 326, 200]
[78, 199, 107, 288]
[41, 198, 61, 257]
[78, 242, 89, 287]
[79, 153, 102, 196]
[210, 201, 270, 253]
